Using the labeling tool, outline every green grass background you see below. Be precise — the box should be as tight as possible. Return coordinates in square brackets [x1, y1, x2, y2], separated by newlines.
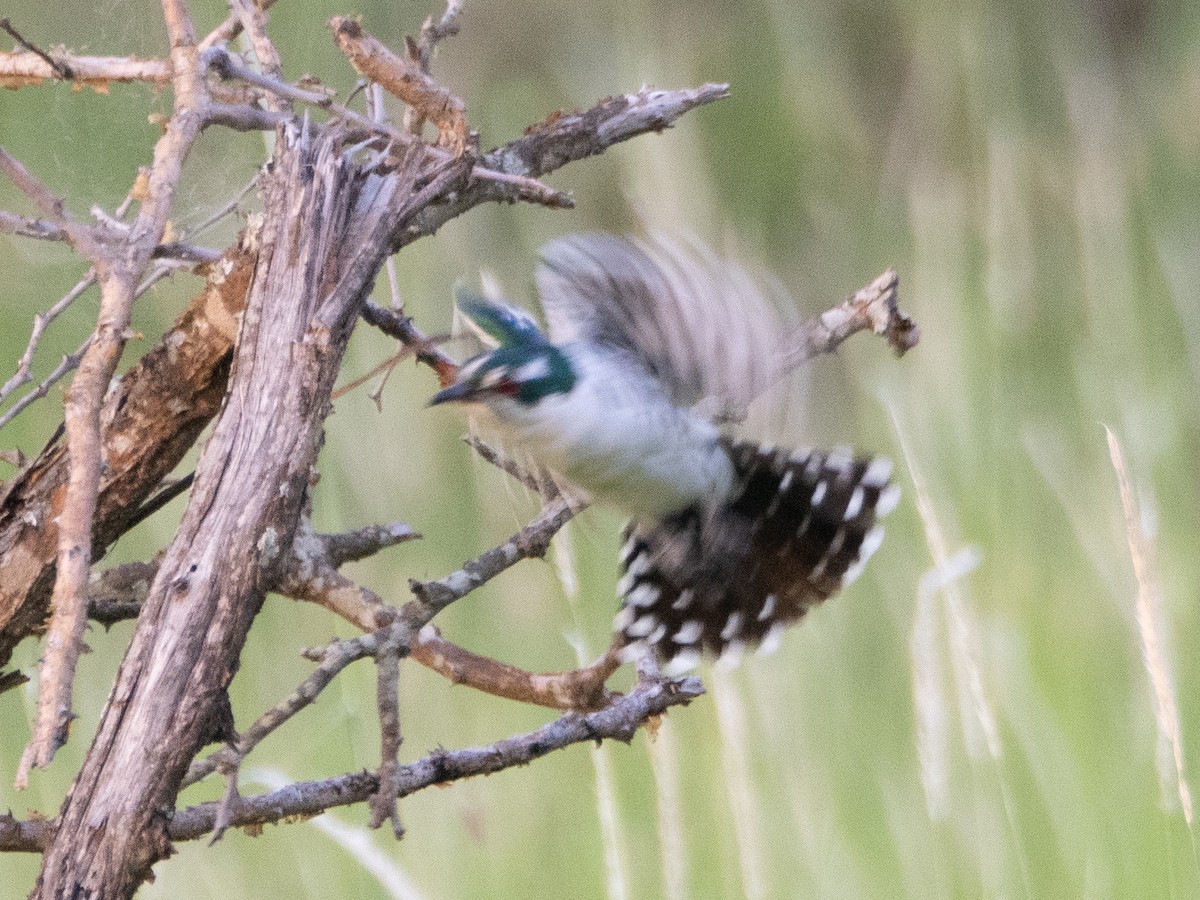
[2, 0, 1198, 897]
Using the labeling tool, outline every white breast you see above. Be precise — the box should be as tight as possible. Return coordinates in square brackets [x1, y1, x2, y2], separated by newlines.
[485, 347, 734, 518]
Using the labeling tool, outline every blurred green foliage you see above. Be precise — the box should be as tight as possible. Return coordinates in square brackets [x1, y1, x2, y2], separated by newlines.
[2, 0, 1199, 896]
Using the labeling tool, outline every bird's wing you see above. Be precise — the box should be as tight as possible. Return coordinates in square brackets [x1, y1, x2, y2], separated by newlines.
[535, 233, 795, 416]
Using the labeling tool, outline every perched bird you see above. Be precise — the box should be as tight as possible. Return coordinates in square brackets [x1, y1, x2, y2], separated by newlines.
[430, 234, 899, 673]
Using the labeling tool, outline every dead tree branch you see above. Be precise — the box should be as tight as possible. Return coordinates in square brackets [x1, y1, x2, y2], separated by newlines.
[30, 131, 450, 897]
[405, 495, 577, 622]
[781, 267, 917, 368]
[13, 0, 212, 782]
[2, 671, 703, 854]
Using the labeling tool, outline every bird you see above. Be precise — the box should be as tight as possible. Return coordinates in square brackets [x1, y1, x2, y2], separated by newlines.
[430, 233, 899, 673]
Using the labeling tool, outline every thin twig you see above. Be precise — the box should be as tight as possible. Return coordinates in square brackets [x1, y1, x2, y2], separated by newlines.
[183, 631, 382, 787]
[413, 0, 464, 71]
[0, 18, 73, 79]
[320, 521, 421, 567]
[229, 0, 287, 113]
[360, 301, 459, 386]
[0, 51, 170, 86]
[369, 637, 405, 837]
[0, 338, 90, 432]
[463, 434, 562, 497]
[198, 0, 282, 52]
[405, 495, 576, 623]
[0, 272, 95, 406]
[413, 82, 730, 237]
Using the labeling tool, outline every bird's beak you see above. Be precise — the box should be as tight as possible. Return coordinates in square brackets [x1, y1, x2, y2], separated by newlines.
[428, 381, 477, 406]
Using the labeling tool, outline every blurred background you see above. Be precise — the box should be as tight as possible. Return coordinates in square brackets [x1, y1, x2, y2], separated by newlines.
[2, 0, 1199, 896]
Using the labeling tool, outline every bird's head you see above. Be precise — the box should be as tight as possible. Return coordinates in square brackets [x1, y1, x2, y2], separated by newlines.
[429, 290, 577, 408]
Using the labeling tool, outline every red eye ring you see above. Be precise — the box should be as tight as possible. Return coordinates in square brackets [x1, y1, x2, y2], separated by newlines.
[495, 378, 520, 397]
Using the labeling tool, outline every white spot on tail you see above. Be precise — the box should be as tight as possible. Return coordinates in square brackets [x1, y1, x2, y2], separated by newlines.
[795, 513, 812, 538]
[827, 527, 846, 558]
[842, 556, 868, 587]
[720, 611, 744, 642]
[843, 486, 864, 521]
[663, 648, 702, 675]
[826, 445, 854, 473]
[628, 553, 652, 576]
[616, 570, 637, 597]
[859, 524, 885, 562]
[779, 470, 794, 494]
[756, 622, 787, 657]
[627, 583, 660, 608]
[672, 588, 695, 611]
[876, 484, 901, 517]
[674, 620, 704, 645]
[809, 555, 829, 583]
[626, 613, 659, 639]
[862, 457, 893, 487]
[757, 594, 777, 622]
[803, 454, 823, 480]
[811, 481, 827, 506]
[617, 640, 647, 664]
[716, 639, 745, 668]
[612, 606, 634, 632]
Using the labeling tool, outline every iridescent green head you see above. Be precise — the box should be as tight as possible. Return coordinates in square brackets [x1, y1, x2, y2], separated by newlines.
[428, 290, 577, 407]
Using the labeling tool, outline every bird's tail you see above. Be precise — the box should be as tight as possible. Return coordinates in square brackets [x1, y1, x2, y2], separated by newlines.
[614, 440, 899, 672]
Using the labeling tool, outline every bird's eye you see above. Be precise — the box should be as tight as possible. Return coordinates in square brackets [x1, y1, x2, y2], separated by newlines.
[495, 377, 520, 397]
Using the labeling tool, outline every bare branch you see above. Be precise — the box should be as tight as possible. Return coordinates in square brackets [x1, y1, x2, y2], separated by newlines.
[0, 272, 94, 406]
[319, 521, 421, 567]
[0, 50, 170, 87]
[17, 0, 212, 780]
[405, 495, 577, 623]
[411, 627, 622, 711]
[5, 673, 702, 853]
[463, 434, 563, 497]
[202, 45, 569, 209]
[360, 302, 459, 386]
[229, 0, 286, 106]
[176, 672, 703, 841]
[184, 631, 384, 788]
[368, 637, 405, 837]
[781, 268, 918, 367]
[412, 0, 464, 72]
[0, 19, 75, 79]
[198, 0, 282, 52]
[413, 82, 730, 237]
[0, 147, 97, 254]
[331, 17, 470, 154]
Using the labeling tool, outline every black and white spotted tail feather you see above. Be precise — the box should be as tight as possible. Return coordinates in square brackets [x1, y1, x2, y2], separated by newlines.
[614, 441, 899, 672]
